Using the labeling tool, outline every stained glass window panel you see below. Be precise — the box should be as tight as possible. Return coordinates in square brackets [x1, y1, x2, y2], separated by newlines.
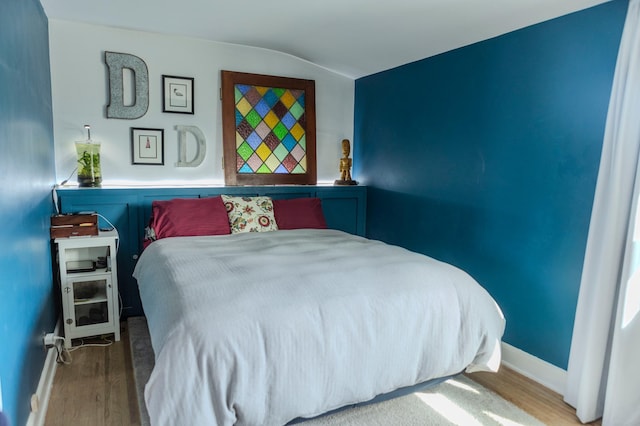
[221, 71, 316, 185]
[234, 84, 307, 175]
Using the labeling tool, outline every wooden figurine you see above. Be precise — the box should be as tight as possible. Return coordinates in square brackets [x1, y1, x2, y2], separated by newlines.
[335, 139, 357, 185]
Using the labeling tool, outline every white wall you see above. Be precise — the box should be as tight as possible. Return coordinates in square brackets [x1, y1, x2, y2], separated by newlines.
[48, 20, 355, 186]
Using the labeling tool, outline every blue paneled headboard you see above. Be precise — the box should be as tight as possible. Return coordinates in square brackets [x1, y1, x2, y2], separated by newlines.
[55, 185, 366, 317]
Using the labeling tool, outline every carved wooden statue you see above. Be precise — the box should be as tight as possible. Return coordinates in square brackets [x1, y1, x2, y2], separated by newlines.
[335, 139, 357, 185]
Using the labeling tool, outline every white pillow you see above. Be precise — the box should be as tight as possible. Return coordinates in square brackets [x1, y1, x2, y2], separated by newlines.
[221, 195, 279, 233]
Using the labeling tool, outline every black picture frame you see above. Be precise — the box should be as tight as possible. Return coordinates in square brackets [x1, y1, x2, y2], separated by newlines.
[162, 75, 194, 114]
[131, 127, 164, 165]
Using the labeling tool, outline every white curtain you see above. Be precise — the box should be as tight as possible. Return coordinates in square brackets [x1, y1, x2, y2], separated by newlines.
[564, 1, 640, 424]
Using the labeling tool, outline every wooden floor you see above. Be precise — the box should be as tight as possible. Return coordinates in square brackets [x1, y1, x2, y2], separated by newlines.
[467, 369, 601, 426]
[45, 323, 141, 426]
[45, 321, 599, 425]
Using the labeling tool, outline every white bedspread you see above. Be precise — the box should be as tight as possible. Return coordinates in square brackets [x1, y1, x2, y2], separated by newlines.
[133, 229, 505, 426]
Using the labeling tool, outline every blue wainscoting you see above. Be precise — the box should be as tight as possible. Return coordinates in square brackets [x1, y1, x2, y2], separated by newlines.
[55, 186, 367, 317]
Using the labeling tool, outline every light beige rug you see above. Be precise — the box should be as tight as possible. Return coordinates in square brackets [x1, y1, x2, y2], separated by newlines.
[302, 374, 545, 426]
[128, 317, 544, 426]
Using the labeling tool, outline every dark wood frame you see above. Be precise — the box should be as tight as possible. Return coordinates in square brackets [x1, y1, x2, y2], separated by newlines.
[221, 70, 317, 185]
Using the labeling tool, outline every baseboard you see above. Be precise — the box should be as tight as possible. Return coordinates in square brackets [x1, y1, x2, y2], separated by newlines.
[500, 341, 567, 395]
[26, 321, 61, 426]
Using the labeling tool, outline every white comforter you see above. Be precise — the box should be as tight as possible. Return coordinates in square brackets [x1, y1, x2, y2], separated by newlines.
[133, 229, 505, 426]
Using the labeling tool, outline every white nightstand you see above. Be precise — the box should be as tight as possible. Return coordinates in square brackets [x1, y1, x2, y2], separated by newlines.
[54, 230, 121, 348]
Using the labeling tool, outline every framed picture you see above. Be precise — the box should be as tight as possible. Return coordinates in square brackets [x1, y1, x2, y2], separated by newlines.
[131, 127, 164, 165]
[162, 75, 194, 114]
[220, 70, 316, 185]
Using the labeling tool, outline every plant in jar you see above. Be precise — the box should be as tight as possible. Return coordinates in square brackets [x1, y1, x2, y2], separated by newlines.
[76, 125, 102, 187]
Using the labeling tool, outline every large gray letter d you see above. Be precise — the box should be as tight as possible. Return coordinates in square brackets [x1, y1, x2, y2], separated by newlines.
[105, 51, 149, 119]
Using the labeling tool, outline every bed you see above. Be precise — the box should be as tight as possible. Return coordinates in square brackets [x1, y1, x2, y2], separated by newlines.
[132, 196, 505, 426]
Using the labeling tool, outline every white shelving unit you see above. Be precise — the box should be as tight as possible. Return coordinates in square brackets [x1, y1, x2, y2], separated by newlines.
[54, 230, 120, 348]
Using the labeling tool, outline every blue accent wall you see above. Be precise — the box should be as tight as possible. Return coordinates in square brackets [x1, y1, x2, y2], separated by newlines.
[354, 1, 628, 369]
[0, 0, 56, 424]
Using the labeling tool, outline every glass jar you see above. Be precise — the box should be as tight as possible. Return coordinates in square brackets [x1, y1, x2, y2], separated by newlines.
[75, 141, 102, 187]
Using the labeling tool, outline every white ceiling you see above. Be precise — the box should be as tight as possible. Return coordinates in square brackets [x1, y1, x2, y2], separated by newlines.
[39, 0, 608, 79]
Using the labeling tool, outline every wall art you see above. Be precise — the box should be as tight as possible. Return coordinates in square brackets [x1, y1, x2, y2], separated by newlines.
[105, 51, 149, 119]
[175, 125, 206, 167]
[162, 75, 194, 114]
[220, 70, 316, 185]
[131, 127, 164, 165]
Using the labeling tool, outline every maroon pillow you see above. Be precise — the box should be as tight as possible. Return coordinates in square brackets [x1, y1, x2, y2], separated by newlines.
[273, 197, 328, 230]
[151, 196, 231, 239]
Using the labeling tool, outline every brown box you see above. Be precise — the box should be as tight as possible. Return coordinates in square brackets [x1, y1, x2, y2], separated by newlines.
[50, 214, 98, 239]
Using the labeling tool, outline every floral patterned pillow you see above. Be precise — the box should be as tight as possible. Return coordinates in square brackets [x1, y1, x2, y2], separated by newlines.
[221, 195, 279, 233]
